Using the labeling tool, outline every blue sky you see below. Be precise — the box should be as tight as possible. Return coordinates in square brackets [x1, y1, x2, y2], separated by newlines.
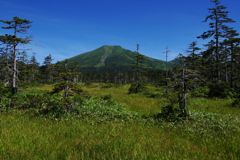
[1, 0, 240, 64]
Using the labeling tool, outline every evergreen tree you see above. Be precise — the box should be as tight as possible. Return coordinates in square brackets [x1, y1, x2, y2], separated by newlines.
[0, 17, 32, 94]
[185, 41, 201, 70]
[0, 36, 12, 86]
[51, 59, 81, 110]
[197, 0, 236, 82]
[221, 33, 240, 88]
[42, 54, 54, 83]
[28, 53, 39, 83]
[128, 44, 146, 93]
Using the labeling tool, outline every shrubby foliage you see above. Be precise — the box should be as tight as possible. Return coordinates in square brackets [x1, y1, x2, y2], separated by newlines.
[208, 82, 234, 98]
[0, 90, 143, 123]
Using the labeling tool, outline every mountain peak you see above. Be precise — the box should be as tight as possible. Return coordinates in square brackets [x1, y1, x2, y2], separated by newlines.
[68, 45, 167, 72]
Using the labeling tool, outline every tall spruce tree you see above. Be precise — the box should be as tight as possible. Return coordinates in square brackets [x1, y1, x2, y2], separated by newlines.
[42, 54, 54, 83]
[128, 44, 146, 94]
[28, 53, 39, 83]
[221, 31, 240, 88]
[0, 17, 32, 94]
[197, 0, 236, 82]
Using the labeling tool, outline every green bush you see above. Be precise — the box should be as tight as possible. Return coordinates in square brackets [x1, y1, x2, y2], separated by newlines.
[208, 82, 233, 98]
[231, 87, 240, 107]
[100, 83, 123, 89]
[0, 81, 12, 97]
[75, 97, 142, 123]
[128, 84, 147, 94]
[156, 105, 181, 122]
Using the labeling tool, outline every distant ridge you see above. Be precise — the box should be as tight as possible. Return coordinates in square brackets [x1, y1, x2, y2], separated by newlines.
[68, 45, 172, 72]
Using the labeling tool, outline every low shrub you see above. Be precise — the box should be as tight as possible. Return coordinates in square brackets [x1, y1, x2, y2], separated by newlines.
[155, 105, 182, 122]
[128, 83, 147, 94]
[75, 97, 142, 123]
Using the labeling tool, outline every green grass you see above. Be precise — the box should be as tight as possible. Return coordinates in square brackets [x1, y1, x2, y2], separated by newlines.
[83, 84, 164, 116]
[0, 83, 240, 159]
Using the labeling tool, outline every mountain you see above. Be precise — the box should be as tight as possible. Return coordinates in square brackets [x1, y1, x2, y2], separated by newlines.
[68, 45, 171, 73]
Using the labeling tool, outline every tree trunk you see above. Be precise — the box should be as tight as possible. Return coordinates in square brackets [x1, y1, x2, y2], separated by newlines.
[12, 34, 17, 94]
[179, 66, 188, 117]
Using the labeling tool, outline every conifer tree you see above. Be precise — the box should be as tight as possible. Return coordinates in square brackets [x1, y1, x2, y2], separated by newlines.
[42, 54, 54, 83]
[0, 36, 12, 86]
[51, 59, 81, 110]
[221, 31, 240, 88]
[128, 44, 146, 93]
[197, 0, 236, 82]
[28, 53, 39, 83]
[0, 17, 32, 94]
[185, 41, 201, 70]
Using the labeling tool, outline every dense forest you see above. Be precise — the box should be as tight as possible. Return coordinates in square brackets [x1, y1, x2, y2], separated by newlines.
[0, 0, 240, 159]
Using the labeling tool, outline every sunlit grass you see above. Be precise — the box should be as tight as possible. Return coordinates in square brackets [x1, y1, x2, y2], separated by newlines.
[0, 110, 239, 159]
[1, 83, 239, 159]
[83, 83, 165, 116]
[26, 84, 53, 92]
[189, 98, 240, 118]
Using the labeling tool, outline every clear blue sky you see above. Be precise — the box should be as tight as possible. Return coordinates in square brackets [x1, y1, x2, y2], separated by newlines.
[1, 0, 240, 64]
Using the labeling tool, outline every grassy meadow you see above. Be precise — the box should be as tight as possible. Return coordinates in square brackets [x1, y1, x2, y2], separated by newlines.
[0, 83, 240, 159]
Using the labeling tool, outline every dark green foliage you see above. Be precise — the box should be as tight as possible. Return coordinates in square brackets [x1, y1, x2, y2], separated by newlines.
[0, 80, 11, 96]
[75, 97, 142, 123]
[155, 92, 189, 121]
[197, 0, 239, 83]
[128, 83, 147, 94]
[100, 83, 122, 89]
[231, 98, 240, 108]
[156, 105, 181, 122]
[2, 91, 81, 118]
[0, 17, 32, 94]
[50, 59, 82, 111]
[128, 44, 147, 94]
[208, 81, 233, 98]
[41, 54, 54, 83]
[190, 86, 209, 97]
[231, 87, 240, 107]
[0, 90, 143, 122]
[9, 92, 60, 109]
[50, 81, 74, 95]
[99, 94, 112, 100]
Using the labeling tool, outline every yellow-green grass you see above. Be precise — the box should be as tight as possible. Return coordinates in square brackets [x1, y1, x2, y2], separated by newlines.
[0, 111, 239, 160]
[26, 84, 53, 92]
[83, 83, 240, 118]
[83, 84, 165, 116]
[25, 83, 240, 118]
[1, 83, 239, 159]
[188, 98, 240, 118]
